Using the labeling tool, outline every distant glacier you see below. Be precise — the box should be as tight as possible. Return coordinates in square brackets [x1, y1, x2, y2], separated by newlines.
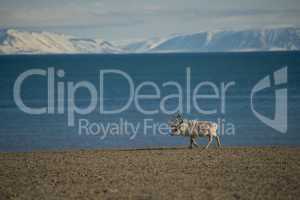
[1, 27, 300, 54]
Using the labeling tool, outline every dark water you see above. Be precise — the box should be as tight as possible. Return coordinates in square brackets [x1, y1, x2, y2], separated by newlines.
[0, 52, 299, 152]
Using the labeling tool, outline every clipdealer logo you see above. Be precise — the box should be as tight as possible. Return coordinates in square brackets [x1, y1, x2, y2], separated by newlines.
[12, 66, 288, 137]
[250, 67, 288, 134]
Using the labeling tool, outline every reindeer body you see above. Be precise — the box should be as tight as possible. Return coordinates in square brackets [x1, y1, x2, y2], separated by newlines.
[169, 115, 221, 149]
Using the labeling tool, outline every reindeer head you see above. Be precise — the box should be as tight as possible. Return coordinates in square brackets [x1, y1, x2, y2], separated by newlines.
[168, 113, 184, 135]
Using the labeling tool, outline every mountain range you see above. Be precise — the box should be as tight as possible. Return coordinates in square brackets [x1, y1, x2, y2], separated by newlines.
[1, 27, 300, 54]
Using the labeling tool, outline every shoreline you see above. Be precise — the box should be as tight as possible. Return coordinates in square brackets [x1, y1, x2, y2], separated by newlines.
[1, 144, 299, 153]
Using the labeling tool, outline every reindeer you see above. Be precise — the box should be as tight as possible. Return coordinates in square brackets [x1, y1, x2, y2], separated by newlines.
[168, 113, 221, 149]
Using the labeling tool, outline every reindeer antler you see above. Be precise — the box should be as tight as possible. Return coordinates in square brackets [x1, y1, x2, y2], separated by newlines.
[175, 112, 184, 124]
[176, 112, 183, 119]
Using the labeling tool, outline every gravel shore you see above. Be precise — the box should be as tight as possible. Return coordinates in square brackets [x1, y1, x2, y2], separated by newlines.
[1, 147, 300, 200]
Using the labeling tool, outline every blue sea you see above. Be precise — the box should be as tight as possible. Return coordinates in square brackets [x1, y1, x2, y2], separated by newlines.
[0, 52, 300, 152]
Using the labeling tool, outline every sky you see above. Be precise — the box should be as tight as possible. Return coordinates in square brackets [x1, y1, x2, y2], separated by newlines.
[0, 0, 299, 41]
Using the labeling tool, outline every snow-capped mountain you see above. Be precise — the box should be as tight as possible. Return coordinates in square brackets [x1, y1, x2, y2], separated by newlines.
[121, 35, 179, 52]
[125, 27, 300, 52]
[0, 27, 300, 54]
[0, 29, 121, 54]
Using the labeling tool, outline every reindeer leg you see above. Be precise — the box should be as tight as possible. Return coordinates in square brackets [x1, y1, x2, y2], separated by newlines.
[192, 138, 199, 148]
[204, 135, 212, 150]
[215, 136, 221, 148]
[189, 136, 193, 149]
